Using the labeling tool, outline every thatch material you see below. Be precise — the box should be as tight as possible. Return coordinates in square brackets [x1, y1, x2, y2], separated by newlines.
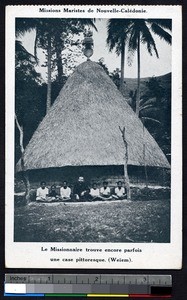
[17, 61, 170, 172]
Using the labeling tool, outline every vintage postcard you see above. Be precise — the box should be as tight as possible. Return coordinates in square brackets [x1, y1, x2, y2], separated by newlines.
[5, 5, 182, 269]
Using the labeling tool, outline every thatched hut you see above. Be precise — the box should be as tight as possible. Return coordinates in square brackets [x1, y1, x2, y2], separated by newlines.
[16, 60, 170, 189]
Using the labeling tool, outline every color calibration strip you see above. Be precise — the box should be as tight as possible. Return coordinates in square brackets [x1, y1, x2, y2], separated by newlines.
[4, 293, 172, 298]
[4, 274, 172, 297]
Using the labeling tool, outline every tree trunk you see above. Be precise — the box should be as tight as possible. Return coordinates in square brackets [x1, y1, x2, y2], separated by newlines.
[55, 42, 63, 85]
[120, 40, 125, 93]
[15, 115, 30, 203]
[136, 32, 140, 116]
[34, 28, 38, 60]
[46, 34, 52, 113]
[119, 126, 131, 199]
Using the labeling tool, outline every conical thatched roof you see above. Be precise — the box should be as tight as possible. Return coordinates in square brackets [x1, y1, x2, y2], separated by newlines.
[17, 61, 170, 172]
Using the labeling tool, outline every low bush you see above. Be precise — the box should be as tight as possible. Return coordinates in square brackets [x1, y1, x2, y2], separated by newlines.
[131, 187, 170, 201]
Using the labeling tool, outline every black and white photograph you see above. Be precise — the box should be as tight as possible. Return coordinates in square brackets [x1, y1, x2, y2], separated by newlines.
[5, 5, 182, 269]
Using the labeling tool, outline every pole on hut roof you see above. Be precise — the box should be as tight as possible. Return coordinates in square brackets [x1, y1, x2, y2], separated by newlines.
[119, 126, 131, 199]
[143, 124, 148, 188]
[82, 30, 94, 60]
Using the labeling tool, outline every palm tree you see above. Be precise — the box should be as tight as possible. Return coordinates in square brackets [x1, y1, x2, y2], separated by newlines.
[107, 19, 131, 92]
[15, 40, 35, 60]
[15, 40, 42, 200]
[16, 18, 97, 113]
[128, 19, 172, 116]
[16, 18, 40, 60]
[106, 19, 171, 115]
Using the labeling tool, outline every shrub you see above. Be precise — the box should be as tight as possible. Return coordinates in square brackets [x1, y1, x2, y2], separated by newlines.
[131, 187, 170, 201]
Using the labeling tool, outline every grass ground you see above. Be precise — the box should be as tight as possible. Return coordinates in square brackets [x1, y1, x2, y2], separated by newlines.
[14, 199, 170, 243]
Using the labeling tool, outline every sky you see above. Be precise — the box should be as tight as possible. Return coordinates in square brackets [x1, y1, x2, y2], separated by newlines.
[21, 19, 172, 82]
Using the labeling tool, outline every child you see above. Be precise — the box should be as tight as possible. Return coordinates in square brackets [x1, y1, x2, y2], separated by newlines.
[100, 181, 112, 200]
[113, 181, 127, 200]
[84, 188, 92, 202]
[60, 181, 71, 201]
[36, 181, 49, 202]
[48, 185, 59, 201]
[90, 183, 102, 201]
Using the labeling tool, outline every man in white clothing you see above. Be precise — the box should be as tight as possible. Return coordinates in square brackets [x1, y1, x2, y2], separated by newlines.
[113, 181, 127, 200]
[90, 183, 102, 201]
[36, 181, 49, 201]
[100, 181, 112, 200]
[60, 181, 71, 201]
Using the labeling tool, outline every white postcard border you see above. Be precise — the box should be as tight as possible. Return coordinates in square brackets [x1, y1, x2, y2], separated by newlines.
[5, 5, 182, 269]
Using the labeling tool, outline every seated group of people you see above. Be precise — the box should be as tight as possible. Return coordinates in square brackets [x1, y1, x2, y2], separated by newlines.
[36, 180, 71, 202]
[36, 176, 127, 202]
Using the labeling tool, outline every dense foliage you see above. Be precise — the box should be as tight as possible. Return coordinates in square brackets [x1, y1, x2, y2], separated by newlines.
[15, 18, 96, 161]
[15, 41, 45, 161]
[98, 57, 171, 159]
[107, 19, 172, 116]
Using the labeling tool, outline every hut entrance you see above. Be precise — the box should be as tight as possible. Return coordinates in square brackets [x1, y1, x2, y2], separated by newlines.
[16, 165, 170, 191]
